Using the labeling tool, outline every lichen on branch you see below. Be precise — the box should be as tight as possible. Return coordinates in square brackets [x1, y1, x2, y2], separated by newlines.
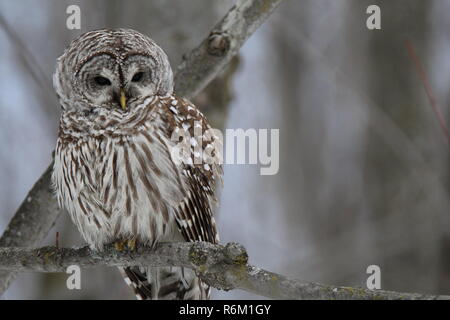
[0, 242, 448, 300]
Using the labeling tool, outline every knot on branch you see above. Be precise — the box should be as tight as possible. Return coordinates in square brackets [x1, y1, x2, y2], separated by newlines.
[189, 242, 248, 291]
[207, 32, 231, 57]
[224, 242, 248, 264]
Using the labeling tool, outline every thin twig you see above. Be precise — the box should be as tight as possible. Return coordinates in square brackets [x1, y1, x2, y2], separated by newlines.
[405, 39, 450, 146]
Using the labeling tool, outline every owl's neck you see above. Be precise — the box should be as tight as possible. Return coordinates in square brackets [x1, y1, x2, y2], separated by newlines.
[58, 95, 167, 140]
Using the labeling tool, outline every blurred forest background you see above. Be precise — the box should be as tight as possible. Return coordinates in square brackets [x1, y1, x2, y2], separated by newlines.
[0, 0, 449, 299]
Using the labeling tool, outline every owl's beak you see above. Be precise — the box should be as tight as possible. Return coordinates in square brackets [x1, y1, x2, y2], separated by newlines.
[119, 89, 127, 110]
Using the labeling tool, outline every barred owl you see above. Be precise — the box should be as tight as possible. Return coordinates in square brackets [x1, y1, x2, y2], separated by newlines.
[52, 29, 222, 300]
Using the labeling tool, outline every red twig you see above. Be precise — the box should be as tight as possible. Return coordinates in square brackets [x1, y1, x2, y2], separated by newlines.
[405, 39, 450, 146]
[55, 232, 59, 249]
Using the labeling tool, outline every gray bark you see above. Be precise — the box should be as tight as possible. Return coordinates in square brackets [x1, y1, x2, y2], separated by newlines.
[0, 242, 447, 300]
[0, 164, 61, 296]
[175, 0, 284, 99]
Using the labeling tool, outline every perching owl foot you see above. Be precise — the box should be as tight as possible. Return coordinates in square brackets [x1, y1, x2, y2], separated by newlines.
[113, 239, 127, 251]
[113, 238, 137, 251]
[127, 238, 137, 251]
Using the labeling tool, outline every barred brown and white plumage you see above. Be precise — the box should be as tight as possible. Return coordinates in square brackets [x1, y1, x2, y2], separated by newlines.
[52, 29, 222, 300]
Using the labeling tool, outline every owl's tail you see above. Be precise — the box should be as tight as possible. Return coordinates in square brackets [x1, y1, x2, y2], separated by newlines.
[119, 266, 210, 300]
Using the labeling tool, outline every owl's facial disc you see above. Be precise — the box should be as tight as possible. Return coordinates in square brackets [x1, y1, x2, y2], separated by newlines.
[121, 55, 157, 107]
[77, 54, 122, 110]
[77, 54, 158, 111]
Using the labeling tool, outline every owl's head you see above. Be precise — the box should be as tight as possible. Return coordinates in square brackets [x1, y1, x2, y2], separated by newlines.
[54, 29, 173, 113]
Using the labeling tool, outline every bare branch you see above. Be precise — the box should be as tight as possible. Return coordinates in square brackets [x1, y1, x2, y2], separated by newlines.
[0, 0, 284, 296]
[0, 242, 447, 300]
[0, 164, 62, 294]
[175, 0, 284, 98]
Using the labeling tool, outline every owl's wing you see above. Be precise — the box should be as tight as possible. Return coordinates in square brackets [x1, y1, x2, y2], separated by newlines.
[121, 96, 222, 300]
[173, 166, 220, 243]
[165, 96, 223, 244]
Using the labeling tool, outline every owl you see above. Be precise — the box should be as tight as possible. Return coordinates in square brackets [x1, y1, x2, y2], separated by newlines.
[52, 29, 222, 300]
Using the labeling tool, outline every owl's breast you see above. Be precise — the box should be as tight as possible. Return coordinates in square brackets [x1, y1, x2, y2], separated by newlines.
[53, 117, 187, 249]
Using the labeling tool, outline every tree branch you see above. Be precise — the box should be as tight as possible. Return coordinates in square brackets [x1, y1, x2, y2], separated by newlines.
[0, 164, 62, 294]
[0, 0, 284, 296]
[0, 242, 447, 300]
[175, 0, 283, 99]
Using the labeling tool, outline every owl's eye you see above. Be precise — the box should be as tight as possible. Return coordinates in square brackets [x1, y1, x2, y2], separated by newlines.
[131, 72, 144, 82]
[94, 76, 111, 86]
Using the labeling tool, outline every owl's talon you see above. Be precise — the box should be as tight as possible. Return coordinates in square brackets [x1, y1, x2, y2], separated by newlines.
[127, 238, 137, 251]
[114, 240, 126, 251]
